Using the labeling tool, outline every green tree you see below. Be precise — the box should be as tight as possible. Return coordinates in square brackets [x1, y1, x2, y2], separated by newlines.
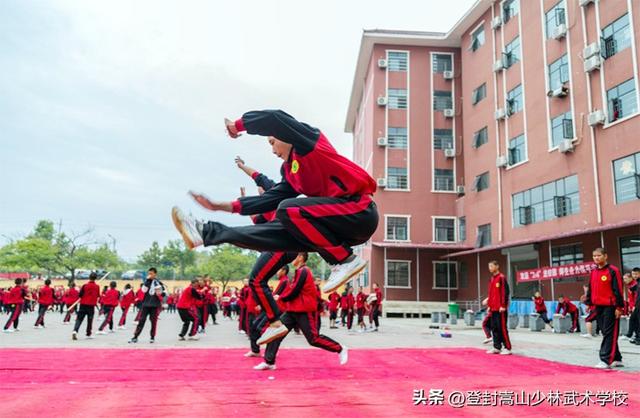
[163, 239, 196, 279]
[137, 241, 164, 268]
[197, 245, 257, 291]
[306, 252, 327, 279]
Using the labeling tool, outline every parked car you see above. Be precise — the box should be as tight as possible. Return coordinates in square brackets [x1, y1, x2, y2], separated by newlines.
[122, 270, 146, 280]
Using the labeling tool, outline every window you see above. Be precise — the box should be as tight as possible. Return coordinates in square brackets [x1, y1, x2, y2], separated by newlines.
[388, 51, 408, 71]
[620, 236, 640, 273]
[607, 78, 637, 122]
[433, 54, 452, 73]
[504, 36, 520, 68]
[433, 90, 453, 110]
[388, 167, 408, 189]
[545, 1, 566, 39]
[503, 0, 519, 23]
[473, 172, 489, 192]
[551, 111, 573, 147]
[434, 218, 456, 242]
[511, 174, 580, 227]
[551, 244, 584, 266]
[476, 224, 492, 248]
[472, 83, 487, 105]
[386, 216, 409, 241]
[470, 25, 485, 52]
[601, 14, 631, 59]
[434, 262, 458, 289]
[434, 169, 454, 191]
[388, 89, 408, 109]
[387, 127, 407, 149]
[613, 152, 640, 203]
[506, 84, 523, 115]
[458, 217, 466, 242]
[548, 54, 569, 91]
[386, 261, 410, 287]
[434, 129, 453, 150]
[472, 127, 488, 148]
[508, 134, 526, 166]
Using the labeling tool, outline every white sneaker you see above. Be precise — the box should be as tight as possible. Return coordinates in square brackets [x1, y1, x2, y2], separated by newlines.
[322, 256, 368, 293]
[171, 206, 203, 249]
[594, 361, 610, 369]
[3, 328, 14, 333]
[612, 361, 624, 367]
[486, 348, 500, 354]
[96, 330, 107, 335]
[85, 335, 95, 339]
[244, 351, 261, 358]
[239, 330, 246, 335]
[253, 362, 276, 371]
[581, 333, 593, 338]
[339, 346, 349, 365]
[72, 331, 77, 340]
[257, 324, 289, 345]
[619, 335, 629, 340]
[482, 337, 493, 344]
[500, 349, 512, 355]
[33, 325, 40, 329]
[187, 334, 200, 340]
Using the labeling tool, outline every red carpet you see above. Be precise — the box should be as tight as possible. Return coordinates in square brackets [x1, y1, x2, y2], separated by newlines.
[0, 348, 635, 417]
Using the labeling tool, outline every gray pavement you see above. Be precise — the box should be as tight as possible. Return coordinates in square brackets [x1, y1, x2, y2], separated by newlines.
[2, 309, 639, 372]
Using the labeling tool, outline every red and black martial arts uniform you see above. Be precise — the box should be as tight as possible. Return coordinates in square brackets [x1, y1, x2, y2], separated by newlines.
[239, 284, 250, 333]
[356, 291, 367, 326]
[369, 287, 383, 329]
[177, 284, 202, 338]
[328, 291, 340, 323]
[488, 272, 511, 351]
[34, 284, 54, 327]
[132, 279, 166, 339]
[556, 299, 580, 332]
[4, 285, 26, 330]
[586, 264, 624, 366]
[134, 287, 145, 321]
[264, 265, 343, 365]
[119, 288, 136, 327]
[99, 288, 120, 331]
[74, 281, 100, 336]
[200, 110, 379, 324]
[625, 279, 638, 339]
[63, 287, 79, 323]
[533, 296, 552, 325]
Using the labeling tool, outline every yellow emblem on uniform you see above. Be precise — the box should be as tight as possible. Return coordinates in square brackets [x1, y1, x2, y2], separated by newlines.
[601, 275, 608, 281]
[496, 282, 500, 287]
[291, 160, 300, 174]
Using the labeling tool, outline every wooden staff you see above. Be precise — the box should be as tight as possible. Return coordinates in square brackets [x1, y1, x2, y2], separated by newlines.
[67, 271, 111, 311]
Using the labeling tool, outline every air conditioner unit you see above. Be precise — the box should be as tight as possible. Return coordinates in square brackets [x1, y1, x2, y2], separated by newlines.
[549, 85, 569, 98]
[376, 178, 387, 187]
[495, 108, 506, 120]
[579, 0, 595, 6]
[377, 137, 388, 146]
[588, 109, 606, 126]
[443, 70, 454, 80]
[553, 23, 567, 40]
[491, 16, 503, 30]
[456, 185, 465, 195]
[377, 96, 388, 106]
[378, 59, 388, 69]
[496, 155, 508, 168]
[493, 58, 505, 72]
[444, 148, 455, 158]
[558, 139, 574, 153]
[443, 108, 455, 118]
[583, 56, 601, 73]
[583, 42, 600, 59]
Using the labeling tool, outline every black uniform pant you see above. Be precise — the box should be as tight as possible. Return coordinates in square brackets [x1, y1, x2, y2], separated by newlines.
[209, 303, 218, 324]
[34, 304, 50, 327]
[249, 312, 268, 354]
[597, 306, 622, 365]
[626, 307, 638, 338]
[74, 305, 95, 336]
[178, 307, 199, 337]
[247, 251, 296, 322]
[4, 304, 22, 330]
[264, 311, 342, 365]
[134, 306, 160, 338]
[99, 306, 116, 331]
[370, 303, 380, 328]
[491, 310, 512, 350]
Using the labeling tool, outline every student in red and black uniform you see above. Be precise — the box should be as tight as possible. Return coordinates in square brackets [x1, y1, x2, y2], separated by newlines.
[134, 283, 145, 322]
[586, 248, 624, 368]
[63, 282, 79, 323]
[97, 281, 120, 334]
[621, 273, 638, 341]
[194, 279, 206, 334]
[54, 286, 64, 313]
[532, 291, 552, 328]
[33, 279, 54, 328]
[368, 283, 383, 332]
[485, 260, 512, 355]
[255, 253, 348, 370]
[629, 268, 640, 344]
[556, 295, 579, 333]
[118, 283, 135, 329]
[3, 279, 27, 332]
[177, 279, 202, 340]
[328, 290, 340, 329]
[339, 289, 349, 327]
[172, 110, 379, 345]
[98, 285, 109, 316]
[207, 283, 218, 325]
[481, 307, 492, 344]
[238, 278, 250, 334]
[72, 273, 100, 340]
[356, 286, 367, 332]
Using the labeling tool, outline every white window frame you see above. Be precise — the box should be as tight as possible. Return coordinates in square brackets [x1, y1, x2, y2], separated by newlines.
[385, 259, 412, 289]
[431, 216, 457, 243]
[384, 214, 411, 242]
[433, 261, 458, 290]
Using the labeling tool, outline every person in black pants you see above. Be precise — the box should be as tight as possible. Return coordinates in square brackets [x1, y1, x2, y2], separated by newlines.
[129, 268, 166, 344]
[586, 248, 624, 368]
[72, 273, 100, 340]
[629, 268, 640, 344]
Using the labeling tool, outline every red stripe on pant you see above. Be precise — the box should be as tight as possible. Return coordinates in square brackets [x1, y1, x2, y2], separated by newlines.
[482, 314, 491, 338]
[251, 252, 284, 321]
[500, 312, 512, 350]
[300, 195, 372, 218]
[118, 306, 130, 326]
[307, 312, 342, 352]
[610, 318, 619, 365]
[189, 306, 199, 336]
[100, 306, 115, 331]
[285, 207, 350, 262]
[5, 305, 21, 329]
[64, 305, 75, 322]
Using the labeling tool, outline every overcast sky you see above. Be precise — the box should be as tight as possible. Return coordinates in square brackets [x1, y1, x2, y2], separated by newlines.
[0, 0, 475, 261]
